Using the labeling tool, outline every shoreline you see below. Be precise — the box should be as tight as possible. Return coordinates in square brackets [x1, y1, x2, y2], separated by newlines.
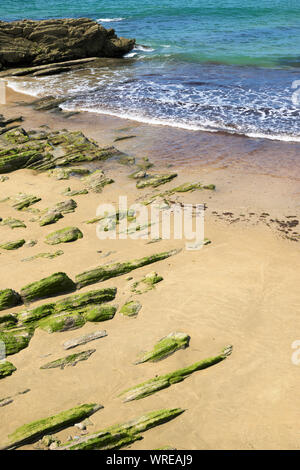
[0, 85, 300, 450]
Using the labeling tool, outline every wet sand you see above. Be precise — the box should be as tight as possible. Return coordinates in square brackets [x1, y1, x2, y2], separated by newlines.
[0, 87, 300, 450]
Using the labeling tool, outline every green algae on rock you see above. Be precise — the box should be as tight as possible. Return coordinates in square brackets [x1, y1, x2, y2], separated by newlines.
[45, 226, 83, 245]
[120, 300, 142, 317]
[135, 332, 190, 364]
[38, 311, 85, 333]
[39, 210, 63, 226]
[75, 249, 179, 289]
[21, 250, 64, 262]
[10, 193, 41, 211]
[0, 361, 16, 379]
[55, 408, 184, 451]
[0, 313, 18, 330]
[83, 304, 117, 322]
[0, 327, 34, 355]
[136, 173, 177, 189]
[1, 217, 26, 229]
[20, 272, 75, 303]
[120, 345, 233, 402]
[131, 271, 163, 294]
[40, 349, 96, 370]
[53, 199, 77, 214]
[4, 403, 103, 450]
[0, 288, 21, 311]
[62, 187, 89, 196]
[48, 167, 90, 180]
[0, 239, 26, 250]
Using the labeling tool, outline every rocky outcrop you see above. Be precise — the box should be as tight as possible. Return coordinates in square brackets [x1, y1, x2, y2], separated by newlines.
[0, 18, 135, 69]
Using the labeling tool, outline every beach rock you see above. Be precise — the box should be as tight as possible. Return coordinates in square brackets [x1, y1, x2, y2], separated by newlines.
[136, 173, 177, 189]
[21, 250, 64, 262]
[1, 217, 26, 229]
[40, 349, 96, 369]
[3, 403, 103, 450]
[120, 300, 142, 317]
[131, 271, 163, 294]
[39, 210, 63, 226]
[135, 332, 190, 364]
[83, 305, 117, 322]
[63, 330, 107, 350]
[48, 167, 90, 180]
[119, 346, 233, 402]
[54, 408, 184, 451]
[20, 271, 75, 303]
[38, 311, 85, 333]
[62, 188, 89, 196]
[0, 313, 18, 330]
[82, 170, 114, 193]
[0, 361, 16, 379]
[45, 226, 83, 245]
[0, 18, 135, 69]
[53, 199, 77, 214]
[0, 327, 34, 355]
[0, 239, 26, 250]
[0, 288, 21, 310]
[75, 249, 179, 288]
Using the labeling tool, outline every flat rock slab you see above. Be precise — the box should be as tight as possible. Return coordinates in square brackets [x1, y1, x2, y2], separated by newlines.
[40, 349, 96, 369]
[63, 330, 107, 350]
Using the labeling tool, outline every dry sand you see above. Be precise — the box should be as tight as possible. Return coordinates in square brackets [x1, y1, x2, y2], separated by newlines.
[0, 86, 299, 450]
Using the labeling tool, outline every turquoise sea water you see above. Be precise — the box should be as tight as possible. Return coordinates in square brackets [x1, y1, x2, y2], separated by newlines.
[2, 0, 300, 139]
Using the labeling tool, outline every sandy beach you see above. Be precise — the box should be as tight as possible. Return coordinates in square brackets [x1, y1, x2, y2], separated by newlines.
[0, 83, 299, 450]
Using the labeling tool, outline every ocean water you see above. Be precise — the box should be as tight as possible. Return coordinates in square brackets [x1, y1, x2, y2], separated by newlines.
[3, 0, 300, 140]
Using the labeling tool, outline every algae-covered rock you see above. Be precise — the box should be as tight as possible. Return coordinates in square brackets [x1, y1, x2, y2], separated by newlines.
[120, 345, 233, 402]
[48, 167, 90, 180]
[54, 408, 184, 451]
[39, 210, 63, 226]
[136, 173, 177, 189]
[53, 199, 77, 214]
[11, 193, 41, 211]
[0, 327, 33, 355]
[4, 403, 103, 450]
[54, 288, 117, 312]
[168, 182, 215, 194]
[0, 288, 21, 311]
[1, 217, 26, 229]
[40, 349, 96, 369]
[135, 332, 190, 364]
[63, 330, 107, 350]
[38, 311, 85, 333]
[62, 187, 89, 196]
[75, 249, 179, 289]
[0, 239, 25, 250]
[18, 303, 55, 324]
[45, 226, 83, 245]
[20, 272, 75, 302]
[21, 250, 64, 262]
[120, 300, 142, 317]
[0, 361, 16, 379]
[83, 305, 117, 322]
[131, 271, 163, 294]
[0, 313, 18, 330]
[82, 170, 114, 193]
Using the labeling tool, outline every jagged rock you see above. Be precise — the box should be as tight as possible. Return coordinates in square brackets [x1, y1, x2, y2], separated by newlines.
[114, 135, 136, 142]
[82, 170, 114, 193]
[3, 403, 103, 450]
[53, 199, 77, 214]
[38, 311, 85, 333]
[119, 346, 233, 402]
[120, 300, 142, 317]
[0, 361, 16, 379]
[62, 188, 88, 196]
[0, 175, 9, 182]
[20, 271, 75, 302]
[10, 193, 41, 211]
[54, 408, 184, 451]
[0, 58, 99, 78]
[0, 18, 135, 69]
[75, 249, 179, 288]
[0, 398, 13, 407]
[63, 330, 107, 350]
[40, 349, 96, 369]
[0, 313, 18, 329]
[45, 226, 83, 245]
[136, 173, 177, 189]
[0, 288, 21, 310]
[1, 217, 26, 229]
[135, 332, 190, 364]
[4, 127, 29, 144]
[24, 239, 37, 247]
[0, 239, 25, 250]
[21, 250, 64, 262]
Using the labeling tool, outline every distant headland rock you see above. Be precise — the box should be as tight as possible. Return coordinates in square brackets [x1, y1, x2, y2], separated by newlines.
[0, 18, 135, 69]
